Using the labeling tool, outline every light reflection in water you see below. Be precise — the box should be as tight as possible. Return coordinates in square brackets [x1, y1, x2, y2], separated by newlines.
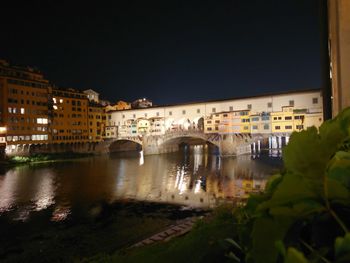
[0, 147, 282, 221]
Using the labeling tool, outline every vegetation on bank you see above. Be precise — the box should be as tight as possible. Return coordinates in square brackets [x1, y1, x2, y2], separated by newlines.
[2, 152, 94, 166]
[229, 107, 350, 263]
[86, 108, 350, 263]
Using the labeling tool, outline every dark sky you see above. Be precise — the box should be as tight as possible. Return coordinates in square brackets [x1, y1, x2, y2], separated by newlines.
[1, 0, 323, 104]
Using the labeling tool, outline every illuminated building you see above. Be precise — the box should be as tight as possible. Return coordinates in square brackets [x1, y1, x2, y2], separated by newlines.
[250, 113, 271, 134]
[50, 88, 89, 143]
[88, 102, 104, 142]
[131, 98, 153, 109]
[0, 59, 50, 154]
[83, 89, 100, 103]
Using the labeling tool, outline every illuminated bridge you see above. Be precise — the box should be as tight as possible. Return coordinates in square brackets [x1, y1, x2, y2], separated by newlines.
[108, 89, 323, 156]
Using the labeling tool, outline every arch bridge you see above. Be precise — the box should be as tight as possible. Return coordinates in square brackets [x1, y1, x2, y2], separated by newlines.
[108, 130, 252, 156]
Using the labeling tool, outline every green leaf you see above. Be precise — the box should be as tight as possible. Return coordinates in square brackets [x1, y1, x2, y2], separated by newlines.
[327, 151, 350, 189]
[258, 173, 318, 211]
[326, 178, 350, 202]
[225, 238, 242, 251]
[251, 217, 292, 263]
[275, 240, 286, 257]
[335, 234, 350, 263]
[227, 251, 240, 262]
[284, 247, 309, 263]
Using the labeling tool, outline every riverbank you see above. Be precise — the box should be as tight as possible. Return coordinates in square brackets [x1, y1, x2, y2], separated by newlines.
[0, 200, 209, 263]
[0, 152, 94, 167]
[83, 205, 236, 263]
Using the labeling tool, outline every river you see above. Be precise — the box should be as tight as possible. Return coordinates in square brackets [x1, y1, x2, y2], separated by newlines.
[0, 147, 283, 262]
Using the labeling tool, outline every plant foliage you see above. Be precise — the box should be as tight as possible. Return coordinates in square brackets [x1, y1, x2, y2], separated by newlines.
[231, 108, 350, 263]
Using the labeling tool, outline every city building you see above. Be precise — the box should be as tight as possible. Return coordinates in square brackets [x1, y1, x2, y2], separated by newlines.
[250, 112, 271, 134]
[83, 89, 99, 103]
[51, 88, 89, 143]
[0, 59, 50, 154]
[88, 102, 104, 142]
[131, 98, 153, 109]
[105, 100, 131, 112]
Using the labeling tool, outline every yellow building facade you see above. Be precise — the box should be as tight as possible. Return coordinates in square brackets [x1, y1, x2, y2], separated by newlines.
[51, 88, 89, 143]
[88, 103, 104, 142]
[0, 60, 50, 149]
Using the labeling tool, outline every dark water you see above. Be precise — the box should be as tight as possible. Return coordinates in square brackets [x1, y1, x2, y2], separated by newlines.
[0, 147, 282, 223]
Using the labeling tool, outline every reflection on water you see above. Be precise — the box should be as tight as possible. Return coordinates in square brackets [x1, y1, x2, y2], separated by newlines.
[0, 146, 282, 221]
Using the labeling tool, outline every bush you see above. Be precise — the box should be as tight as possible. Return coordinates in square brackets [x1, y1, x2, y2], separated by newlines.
[231, 108, 350, 263]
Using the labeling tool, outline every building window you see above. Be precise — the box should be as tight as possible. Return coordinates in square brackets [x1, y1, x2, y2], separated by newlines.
[197, 109, 200, 114]
[312, 98, 318, 104]
[264, 124, 269, 130]
[275, 126, 281, 130]
[267, 102, 272, 108]
[296, 125, 304, 130]
[20, 108, 25, 114]
[145, 113, 147, 117]
[122, 114, 125, 119]
[169, 111, 172, 116]
[133, 114, 136, 118]
[207, 127, 212, 131]
[251, 117, 259, 122]
[229, 106, 233, 111]
[285, 116, 292, 120]
[285, 125, 292, 129]
[252, 125, 258, 130]
[156, 112, 159, 116]
[182, 110, 186, 115]
[212, 108, 216, 113]
[261, 116, 270, 121]
[247, 104, 252, 110]
[289, 100, 294, 106]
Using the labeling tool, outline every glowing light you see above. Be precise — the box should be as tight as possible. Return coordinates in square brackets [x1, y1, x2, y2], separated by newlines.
[139, 150, 144, 166]
[194, 179, 201, 194]
[0, 126, 6, 133]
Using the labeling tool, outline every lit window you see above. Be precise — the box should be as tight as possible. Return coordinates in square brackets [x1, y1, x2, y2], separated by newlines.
[53, 98, 57, 103]
[59, 99, 63, 103]
[12, 108, 17, 114]
[8, 107, 12, 113]
[53, 105, 58, 110]
[20, 108, 25, 114]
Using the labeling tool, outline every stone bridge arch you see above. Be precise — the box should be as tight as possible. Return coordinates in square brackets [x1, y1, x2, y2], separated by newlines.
[108, 138, 143, 153]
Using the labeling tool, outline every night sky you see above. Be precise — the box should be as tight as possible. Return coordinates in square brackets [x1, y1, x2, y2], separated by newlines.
[1, 0, 323, 105]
